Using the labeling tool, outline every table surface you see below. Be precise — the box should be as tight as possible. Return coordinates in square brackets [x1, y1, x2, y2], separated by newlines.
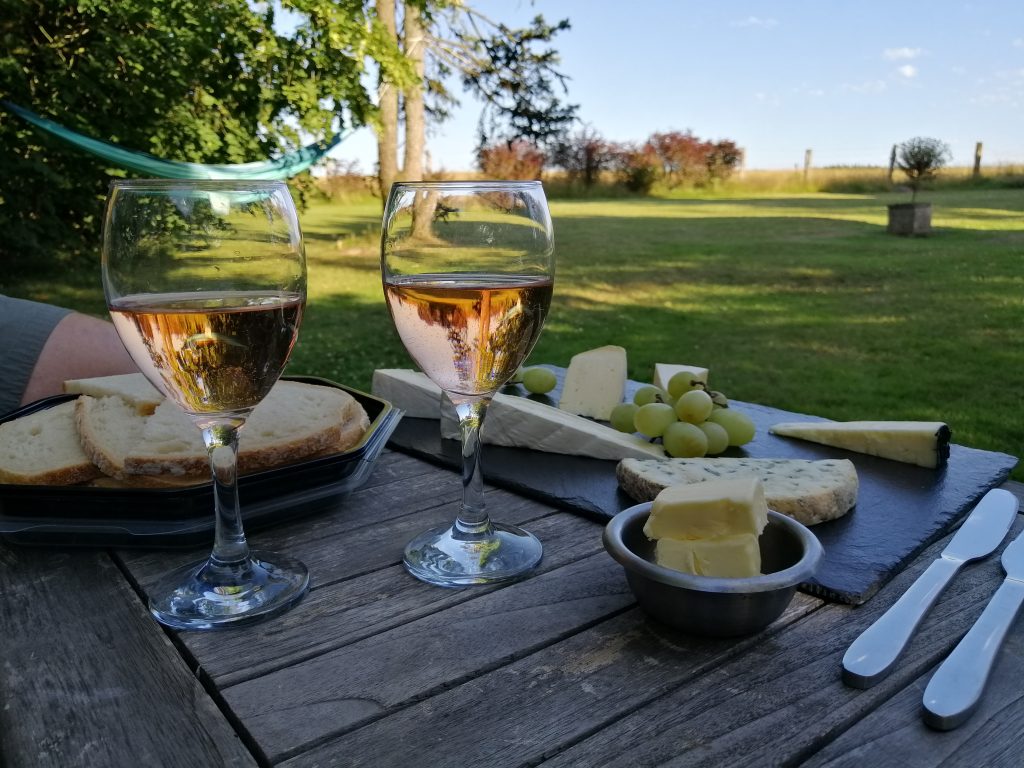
[3, 448, 1024, 768]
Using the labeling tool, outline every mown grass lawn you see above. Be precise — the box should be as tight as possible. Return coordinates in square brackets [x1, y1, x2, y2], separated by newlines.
[8, 189, 1024, 478]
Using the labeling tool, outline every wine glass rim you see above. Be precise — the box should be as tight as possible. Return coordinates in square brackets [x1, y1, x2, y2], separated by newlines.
[108, 178, 289, 192]
[390, 179, 542, 190]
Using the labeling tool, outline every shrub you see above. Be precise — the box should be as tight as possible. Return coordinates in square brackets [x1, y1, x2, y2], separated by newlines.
[609, 141, 660, 193]
[477, 140, 545, 179]
[549, 126, 614, 188]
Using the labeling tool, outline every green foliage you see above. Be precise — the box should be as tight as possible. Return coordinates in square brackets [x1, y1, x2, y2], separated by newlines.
[896, 136, 952, 201]
[0, 0, 406, 272]
[548, 126, 613, 188]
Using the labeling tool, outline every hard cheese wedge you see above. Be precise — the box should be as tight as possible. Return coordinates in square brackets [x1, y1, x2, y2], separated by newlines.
[769, 420, 951, 469]
[618, 457, 858, 526]
[655, 534, 761, 578]
[643, 477, 768, 540]
[652, 364, 709, 392]
[371, 368, 665, 461]
[558, 345, 626, 420]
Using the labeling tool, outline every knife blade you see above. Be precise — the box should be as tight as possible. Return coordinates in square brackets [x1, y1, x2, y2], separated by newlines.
[923, 527, 1024, 730]
[842, 488, 1018, 689]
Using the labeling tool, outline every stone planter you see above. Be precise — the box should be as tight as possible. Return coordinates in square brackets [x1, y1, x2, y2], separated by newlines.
[887, 202, 932, 236]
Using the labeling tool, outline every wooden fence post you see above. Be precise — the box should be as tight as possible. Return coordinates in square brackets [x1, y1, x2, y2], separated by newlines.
[803, 149, 812, 182]
[888, 144, 897, 182]
[973, 142, 983, 178]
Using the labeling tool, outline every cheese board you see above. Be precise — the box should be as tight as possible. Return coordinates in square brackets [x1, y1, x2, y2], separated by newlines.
[385, 366, 1018, 604]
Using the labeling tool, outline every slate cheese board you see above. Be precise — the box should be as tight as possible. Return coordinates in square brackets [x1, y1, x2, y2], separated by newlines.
[387, 367, 1019, 605]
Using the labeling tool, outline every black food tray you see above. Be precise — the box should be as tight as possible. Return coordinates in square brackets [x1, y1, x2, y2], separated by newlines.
[387, 366, 1018, 604]
[0, 376, 401, 547]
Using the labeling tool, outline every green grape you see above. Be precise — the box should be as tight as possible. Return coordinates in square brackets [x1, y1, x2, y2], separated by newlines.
[633, 402, 677, 438]
[699, 421, 730, 455]
[674, 389, 714, 424]
[609, 402, 640, 433]
[522, 367, 557, 394]
[633, 386, 669, 406]
[707, 408, 757, 446]
[508, 366, 525, 384]
[662, 421, 708, 458]
[667, 371, 702, 398]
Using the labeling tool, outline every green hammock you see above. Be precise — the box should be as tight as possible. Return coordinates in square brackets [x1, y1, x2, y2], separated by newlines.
[2, 101, 343, 180]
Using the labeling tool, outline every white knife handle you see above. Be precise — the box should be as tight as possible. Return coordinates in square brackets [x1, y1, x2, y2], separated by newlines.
[923, 578, 1024, 731]
[843, 556, 961, 689]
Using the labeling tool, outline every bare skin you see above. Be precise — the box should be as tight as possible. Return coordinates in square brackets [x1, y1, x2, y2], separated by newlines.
[21, 312, 138, 405]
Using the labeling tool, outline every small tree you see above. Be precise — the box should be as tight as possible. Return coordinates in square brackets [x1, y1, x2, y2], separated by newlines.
[549, 126, 612, 188]
[896, 137, 951, 202]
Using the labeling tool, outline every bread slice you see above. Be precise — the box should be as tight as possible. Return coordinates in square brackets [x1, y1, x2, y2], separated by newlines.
[77, 380, 371, 481]
[63, 372, 164, 414]
[0, 401, 103, 485]
[617, 457, 859, 526]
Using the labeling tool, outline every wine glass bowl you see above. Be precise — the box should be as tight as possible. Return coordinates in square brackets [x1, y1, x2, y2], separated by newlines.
[382, 180, 554, 587]
[102, 179, 309, 629]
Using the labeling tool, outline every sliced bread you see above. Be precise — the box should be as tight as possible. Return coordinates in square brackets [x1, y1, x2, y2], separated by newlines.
[77, 380, 370, 481]
[0, 400, 104, 485]
[617, 457, 859, 526]
[63, 372, 164, 414]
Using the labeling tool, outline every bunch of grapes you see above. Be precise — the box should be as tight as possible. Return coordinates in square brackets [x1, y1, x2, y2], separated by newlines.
[609, 372, 756, 458]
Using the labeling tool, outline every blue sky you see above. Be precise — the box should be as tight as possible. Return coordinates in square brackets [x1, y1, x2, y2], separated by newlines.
[329, 0, 1024, 172]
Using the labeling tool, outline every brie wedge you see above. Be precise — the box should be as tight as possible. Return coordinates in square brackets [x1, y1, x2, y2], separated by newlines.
[652, 364, 709, 392]
[769, 420, 951, 469]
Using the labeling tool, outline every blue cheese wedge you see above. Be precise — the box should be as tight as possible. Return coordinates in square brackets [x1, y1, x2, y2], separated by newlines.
[618, 457, 858, 526]
[558, 345, 627, 420]
[652, 364, 709, 392]
[769, 420, 951, 469]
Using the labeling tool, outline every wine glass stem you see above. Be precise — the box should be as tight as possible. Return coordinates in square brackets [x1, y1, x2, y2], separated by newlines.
[202, 423, 251, 569]
[452, 398, 493, 535]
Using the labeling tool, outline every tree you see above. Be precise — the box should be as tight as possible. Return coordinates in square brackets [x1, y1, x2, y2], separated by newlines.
[896, 137, 952, 201]
[0, 0, 409, 269]
[549, 126, 612, 188]
[371, 2, 577, 194]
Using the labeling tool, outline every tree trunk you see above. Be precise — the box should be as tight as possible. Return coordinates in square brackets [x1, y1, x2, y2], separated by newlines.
[376, 0, 399, 201]
[401, 3, 427, 182]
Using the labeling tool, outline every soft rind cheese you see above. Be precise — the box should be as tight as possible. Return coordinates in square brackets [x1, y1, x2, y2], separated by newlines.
[447, 392, 666, 461]
[769, 420, 951, 469]
[558, 345, 627, 420]
[652, 364, 709, 392]
[655, 534, 761, 578]
[371, 369, 444, 419]
[618, 457, 858, 526]
[643, 477, 768, 540]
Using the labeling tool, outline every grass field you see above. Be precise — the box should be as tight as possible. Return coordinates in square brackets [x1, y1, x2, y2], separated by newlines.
[7, 188, 1024, 478]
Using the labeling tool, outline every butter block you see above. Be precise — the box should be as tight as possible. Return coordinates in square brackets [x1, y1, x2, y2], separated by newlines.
[558, 345, 627, 420]
[655, 534, 761, 578]
[769, 420, 951, 469]
[652, 364, 709, 392]
[643, 477, 768, 540]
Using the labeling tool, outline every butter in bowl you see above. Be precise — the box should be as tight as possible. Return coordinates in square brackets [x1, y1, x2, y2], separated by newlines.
[603, 477, 823, 637]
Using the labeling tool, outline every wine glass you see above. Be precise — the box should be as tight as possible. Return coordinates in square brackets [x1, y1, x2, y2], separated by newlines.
[381, 180, 555, 587]
[102, 179, 309, 629]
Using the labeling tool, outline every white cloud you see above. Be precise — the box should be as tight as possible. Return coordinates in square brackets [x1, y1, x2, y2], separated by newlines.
[883, 47, 923, 60]
[845, 80, 888, 94]
[898, 64, 918, 78]
[732, 16, 778, 29]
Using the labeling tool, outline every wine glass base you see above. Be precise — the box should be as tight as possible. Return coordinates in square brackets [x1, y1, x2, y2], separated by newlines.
[403, 521, 543, 587]
[148, 550, 309, 631]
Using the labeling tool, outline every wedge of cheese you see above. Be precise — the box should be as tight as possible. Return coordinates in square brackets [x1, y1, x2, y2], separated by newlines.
[371, 368, 665, 461]
[643, 477, 768, 540]
[769, 420, 951, 469]
[652, 364, 709, 393]
[558, 345, 626, 420]
[618, 457, 858, 526]
[371, 368, 444, 419]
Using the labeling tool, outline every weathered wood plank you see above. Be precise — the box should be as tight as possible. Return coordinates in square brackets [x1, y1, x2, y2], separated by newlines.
[221, 550, 637, 763]
[279, 592, 820, 768]
[539, 518, 1024, 768]
[0, 545, 257, 768]
[181, 509, 607, 686]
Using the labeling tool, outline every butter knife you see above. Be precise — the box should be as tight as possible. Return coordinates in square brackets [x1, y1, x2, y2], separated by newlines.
[923, 527, 1024, 730]
[842, 488, 1018, 689]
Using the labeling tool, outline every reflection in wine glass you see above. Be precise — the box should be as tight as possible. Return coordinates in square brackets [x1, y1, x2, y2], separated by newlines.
[102, 179, 309, 629]
[382, 180, 555, 587]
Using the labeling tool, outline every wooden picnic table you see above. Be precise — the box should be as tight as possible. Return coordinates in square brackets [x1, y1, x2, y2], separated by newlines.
[2, 447, 1023, 767]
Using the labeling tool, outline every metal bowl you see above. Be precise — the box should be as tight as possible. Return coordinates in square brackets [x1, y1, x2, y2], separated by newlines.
[603, 502, 823, 637]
